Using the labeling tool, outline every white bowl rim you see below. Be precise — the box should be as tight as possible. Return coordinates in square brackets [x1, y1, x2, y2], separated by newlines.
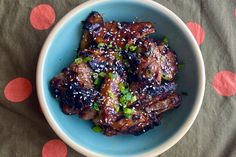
[36, 0, 206, 156]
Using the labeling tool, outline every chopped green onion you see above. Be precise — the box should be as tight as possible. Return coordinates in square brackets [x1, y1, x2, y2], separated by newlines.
[119, 83, 125, 93]
[98, 72, 106, 77]
[123, 108, 134, 118]
[109, 91, 115, 99]
[162, 74, 171, 80]
[125, 44, 129, 51]
[145, 68, 152, 77]
[115, 47, 122, 52]
[119, 93, 132, 107]
[92, 102, 100, 111]
[108, 42, 113, 48]
[130, 95, 137, 103]
[115, 53, 123, 60]
[122, 88, 129, 94]
[74, 58, 83, 64]
[94, 77, 102, 88]
[163, 36, 168, 45]
[135, 47, 142, 53]
[97, 43, 105, 48]
[92, 125, 103, 133]
[129, 45, 137, 52]
[119, 96, 127, 107]
[124, 92, 132, 101]
[108, 72, 117, 79]
[178, 63, 184, 70]
[114, 104, 120, 112]
[83, 57, 92, 62]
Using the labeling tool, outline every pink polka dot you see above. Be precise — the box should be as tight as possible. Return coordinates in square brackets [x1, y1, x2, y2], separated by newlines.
[4, 77, 32, 102]
[30, 4, 56, 30]
[42, 139, 67, 157]
[186, 22, 205, 46]
[212, 70, 236, 96]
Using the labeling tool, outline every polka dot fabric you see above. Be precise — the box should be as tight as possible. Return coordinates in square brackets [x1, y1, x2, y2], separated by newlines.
[42, 139, 67, 157]
[0, 1, 236, 157]
[212, 71, 236, 96]
[186, 22, 205, 46]
[4, 77, 32, 102]
[30, 4, 56, 30]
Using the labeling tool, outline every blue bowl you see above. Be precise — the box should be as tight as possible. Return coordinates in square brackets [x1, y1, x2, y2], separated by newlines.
[36, 0, 205, 156]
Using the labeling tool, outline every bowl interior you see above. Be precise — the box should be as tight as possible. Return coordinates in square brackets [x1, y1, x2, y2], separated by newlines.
[39, 0, 204, 156]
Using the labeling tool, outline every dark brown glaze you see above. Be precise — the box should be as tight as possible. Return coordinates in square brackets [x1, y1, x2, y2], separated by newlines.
[78, 48, 127, 79]
[99, 74, 122, 125]
[80, 12, 104, 50]
[50, 62, 98, 120]
[136, 57, 162, 84]
[121, 38, 177, 85]
[81, 12, 156, 49]
[94, 21, 156, 48]
[78, 49, 115, 73]
[144, 93, 181, 115]
[138, 39, 178, 82]
[50, 12, 182, 136]
[109, 111, 154, 136]
[69, 63, 94, 88]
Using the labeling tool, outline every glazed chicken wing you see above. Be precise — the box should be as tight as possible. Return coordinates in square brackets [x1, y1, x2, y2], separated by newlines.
[80, 11, 156, 49]
[50, 11, 182, 136]
[50, 62, 99, 120]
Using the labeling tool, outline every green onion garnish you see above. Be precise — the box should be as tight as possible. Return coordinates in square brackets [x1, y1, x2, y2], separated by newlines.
[108, 42, 113, 48]
[178, 63, 184, 70]
[108, 72, 117, 79]
[122, 88, 129, 94]
[98, 72, 106, 77]
[115, 53, 123, 60]
[119, 96, 127, 107]
[109, 91, 115, 99]
[130, 95, 137, 103]
[115, 47, 122, 52]
[123, 108, 134, 118]
[119, 82, 125, 92]
[92, 125, 103, 133]
[97, 43, 105, 48]
[162, 74, 171, 80]
[125, 44, 129, 51]
[74, 58, 83, 64]
[145, 68, 152, 77]
[83, 57, 92, 62]
[129, 45, 137, 52]
[92, 102, 100, 111]
[114, 104, 120, 112]
[135, 47, 142, 53]
[163, 36, 168, 45]
[94, 77, 102, 88]
[124, 92, 132, 101]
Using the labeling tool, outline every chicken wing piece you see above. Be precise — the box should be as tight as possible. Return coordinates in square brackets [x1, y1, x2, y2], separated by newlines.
[109, 111, 154, 136]
[138, 39, 178, 82]
[98, 73, 122, 125]
[81, 12, 156, 49]
[80, 11, 104, 50]
[143, 93, 181, 115]
[50, 62, 99, 120]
